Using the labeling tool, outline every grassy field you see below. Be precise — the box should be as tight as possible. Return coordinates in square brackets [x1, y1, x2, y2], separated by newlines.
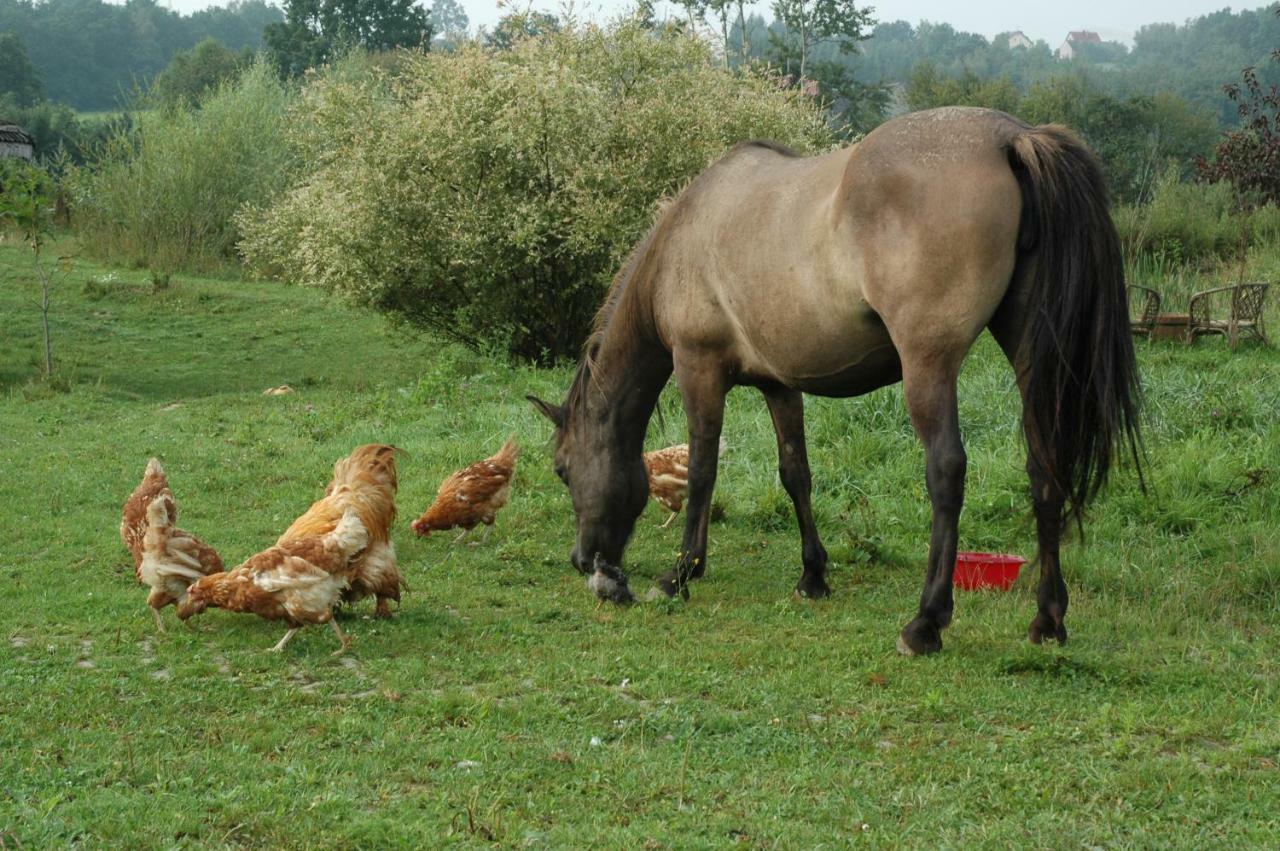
[1, 241, 1278, 847]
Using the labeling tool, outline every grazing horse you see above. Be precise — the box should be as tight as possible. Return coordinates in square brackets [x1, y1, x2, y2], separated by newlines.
[528, 107, 1141, 655]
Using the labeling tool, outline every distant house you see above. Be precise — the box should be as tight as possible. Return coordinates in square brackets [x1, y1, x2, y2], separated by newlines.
[1005, 30, 1033, 50]
[0, 123, 35, 161]
[1057, 30, 1101, 60]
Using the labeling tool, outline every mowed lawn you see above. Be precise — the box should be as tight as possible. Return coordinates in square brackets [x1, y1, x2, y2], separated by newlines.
[1, 243, 1278, 847]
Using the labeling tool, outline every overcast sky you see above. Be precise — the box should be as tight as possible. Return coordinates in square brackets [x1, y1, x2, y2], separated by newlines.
[156, 0, 1263, 44]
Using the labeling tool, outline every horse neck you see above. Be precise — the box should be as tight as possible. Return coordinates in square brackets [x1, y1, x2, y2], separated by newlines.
[582, 302, 671, 456]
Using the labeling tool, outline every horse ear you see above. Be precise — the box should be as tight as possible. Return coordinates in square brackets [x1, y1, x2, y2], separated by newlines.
[526, 395, 564, 428]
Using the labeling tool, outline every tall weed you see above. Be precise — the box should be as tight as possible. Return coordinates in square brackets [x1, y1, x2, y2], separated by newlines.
[71, 62, 294, 273]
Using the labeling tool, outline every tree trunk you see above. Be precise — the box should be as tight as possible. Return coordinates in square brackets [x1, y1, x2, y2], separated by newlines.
[39, 264, 53, 377]
[722, 14, 729, 68]
[736, 0, 749, 62]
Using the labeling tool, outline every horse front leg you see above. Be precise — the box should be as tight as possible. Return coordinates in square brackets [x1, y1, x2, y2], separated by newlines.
[898, 369, 966, 656]
[760, 384, 830, 598]
[656, 360, 728, 599]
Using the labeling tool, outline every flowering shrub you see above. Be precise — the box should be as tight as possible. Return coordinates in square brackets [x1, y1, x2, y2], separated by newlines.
[238, 22, 832, 362]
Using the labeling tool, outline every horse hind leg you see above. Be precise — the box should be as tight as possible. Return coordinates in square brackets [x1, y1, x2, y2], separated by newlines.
[656, 357, 728, 599]
[1026, 457, 1069, 644]
[760, 384, 830, 598]
[897, 362, 967, 656]
[989, 306, 1070, 645]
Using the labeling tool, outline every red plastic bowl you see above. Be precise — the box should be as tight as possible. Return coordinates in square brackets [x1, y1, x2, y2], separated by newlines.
[954, 552, 1026, 591]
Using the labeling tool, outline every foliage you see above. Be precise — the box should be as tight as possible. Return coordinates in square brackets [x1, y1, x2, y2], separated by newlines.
[482, 9, 561, 49]
[0, 158, 55, 244]
[0, 94, 114, 164]
[1, 244, 1279, 844]
[767, 0, 873, 81]
[0, 31, 43, 106]
[428, 0, 469, 44]
[239, 25, 832, 363]
[152, 38, 254, 109]
[0, 0, 282, 110]
[784, 8, 1280, 130]
[904, 69, 1218, 203]
[905, 64, 1020, 114]
[1115, 168, 1280, 265]
[72, 63, 294, 272]
[264, 0, 434, 78]
[0, 159, 62, 376]
[1197, 61, 1280, 206]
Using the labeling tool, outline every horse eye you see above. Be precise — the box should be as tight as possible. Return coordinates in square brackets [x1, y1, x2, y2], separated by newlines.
[554, 464, 568, 484]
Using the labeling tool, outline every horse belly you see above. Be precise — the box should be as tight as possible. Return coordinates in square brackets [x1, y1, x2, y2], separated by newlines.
[738, 299, 902, 398]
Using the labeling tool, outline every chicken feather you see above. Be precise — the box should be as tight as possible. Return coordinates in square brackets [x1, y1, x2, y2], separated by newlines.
[178, 510, 368, 654]
[643, 437, 728, 527]
[138, 490, 224, 632]
[277, 444, 404, 618]
[411, 438, 519, 541]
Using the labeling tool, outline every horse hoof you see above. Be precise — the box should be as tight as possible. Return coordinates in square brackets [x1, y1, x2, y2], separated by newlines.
[656, 571, 691, 600]
[1028, 612, 1068, 645]
[794, 575, 831, 599]
[897, 617, 943, 656]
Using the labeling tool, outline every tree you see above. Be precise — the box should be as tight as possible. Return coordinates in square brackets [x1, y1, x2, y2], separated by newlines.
[152, 38, 251, 109]
[768, 0, 874, 81]
[0, 159, 62, 378]
[484, 10, 560, 50]
[239, 24, 832, 362]
[1197, 56, 1280, 206]
[429, 0, 469, 44]
[0, 32, 43, 106]
[906, 63, 1020, 114]
[264, 0, 433, 78]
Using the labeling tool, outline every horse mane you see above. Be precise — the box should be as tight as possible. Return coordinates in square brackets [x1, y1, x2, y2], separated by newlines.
[564, 205, 672, 421]
[563, 140, 790, 421]
[735, 138, 800, 158]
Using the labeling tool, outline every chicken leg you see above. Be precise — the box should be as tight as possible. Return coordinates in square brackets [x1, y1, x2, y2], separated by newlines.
[269, 627, 300, 653]
[330, 620, 351, 656]
[660, 510, 679, 529]
[151, 607, 167, 633]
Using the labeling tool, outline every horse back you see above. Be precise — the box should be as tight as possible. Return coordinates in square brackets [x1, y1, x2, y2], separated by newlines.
[649, 108, 1025, 395]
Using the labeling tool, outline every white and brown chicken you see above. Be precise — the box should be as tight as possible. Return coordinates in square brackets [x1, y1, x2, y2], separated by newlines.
[643, 437, 728, 527]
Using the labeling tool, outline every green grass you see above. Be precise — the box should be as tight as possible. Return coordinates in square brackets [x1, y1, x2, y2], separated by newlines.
[1, 242, 1278, 847]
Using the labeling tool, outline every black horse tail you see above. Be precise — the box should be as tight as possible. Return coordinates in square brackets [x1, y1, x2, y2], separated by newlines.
[1006, 124, 1143, 529]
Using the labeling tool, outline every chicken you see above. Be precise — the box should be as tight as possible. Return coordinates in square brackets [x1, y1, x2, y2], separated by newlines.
[137, 491, 225, 631]
[411, 438, 519, 542]
[177, 510, 369, 654]
[277, 444, 404, 618]
[121, 458, 172, 569]
[643, 437, 728, 527]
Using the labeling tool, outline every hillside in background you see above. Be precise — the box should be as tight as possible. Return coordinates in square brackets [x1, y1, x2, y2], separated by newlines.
[734, 4, 1280, 127]
[0, 0, 282, 109]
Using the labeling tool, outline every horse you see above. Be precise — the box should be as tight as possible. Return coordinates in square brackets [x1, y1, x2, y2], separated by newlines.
[528, 106, 1141, 655]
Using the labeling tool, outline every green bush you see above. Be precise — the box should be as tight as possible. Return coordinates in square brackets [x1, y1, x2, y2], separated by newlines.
[238, 23, 833, 362]
[71, 62, 294, 272]
[1114, 169, 1280, 268]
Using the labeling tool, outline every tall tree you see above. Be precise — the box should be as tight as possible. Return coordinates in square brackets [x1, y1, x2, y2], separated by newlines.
[151, 38, 250, 108]
[264, 0, 433, 78]
[0, 32, 44, 107]
[429, 0, 469, 44]
[768, 0, 873, 80]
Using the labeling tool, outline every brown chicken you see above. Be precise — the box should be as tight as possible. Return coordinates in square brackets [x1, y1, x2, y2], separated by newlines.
[121, 457, 172, 569]
[277, 444, 404, 618]
[411, 438, 519, 542]
[138, 491, 225, 631]
[643, 437, 727, 527]
[177, 510, 369, 654]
